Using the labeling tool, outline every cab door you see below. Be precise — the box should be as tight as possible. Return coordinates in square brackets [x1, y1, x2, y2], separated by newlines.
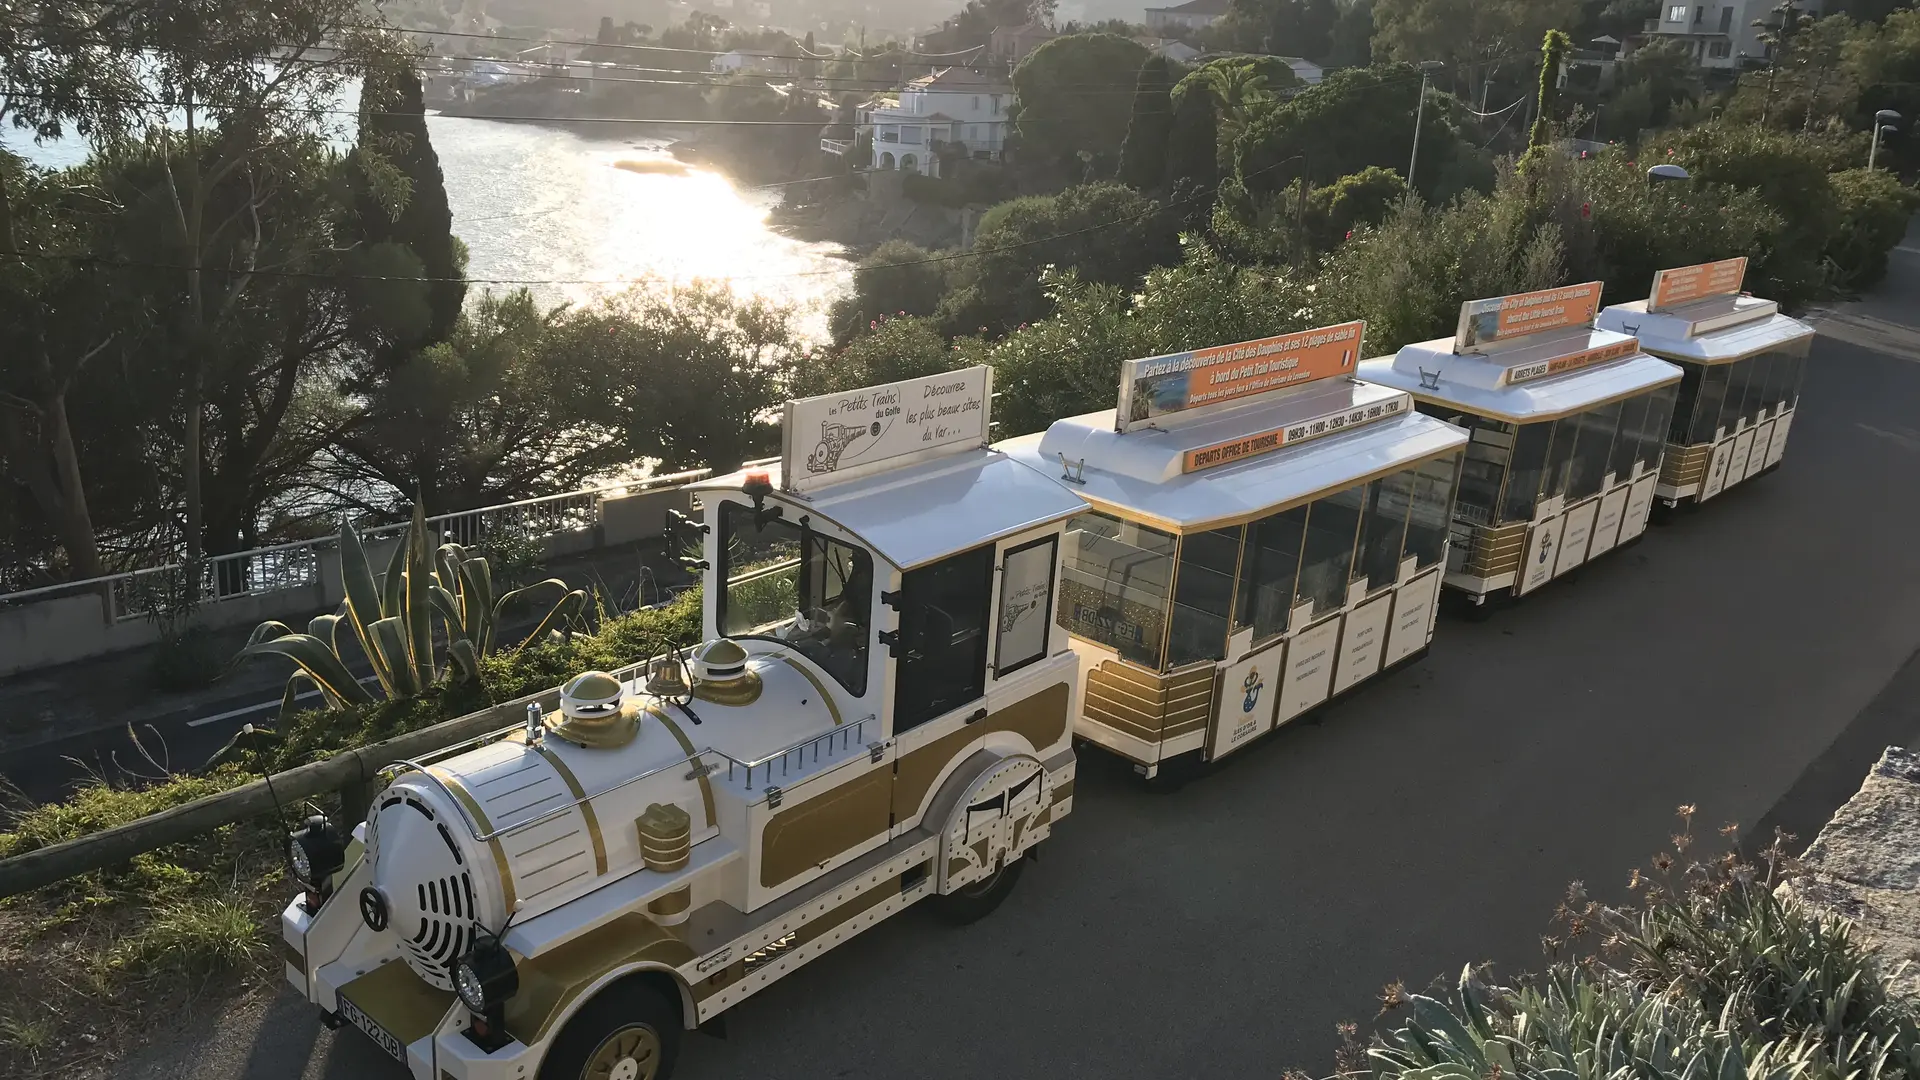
[885, 543, 997, 833]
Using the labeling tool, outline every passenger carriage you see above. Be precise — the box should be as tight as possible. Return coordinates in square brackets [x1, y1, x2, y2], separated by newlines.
[1594, 258, 1816, 511]
[998, 323, 1469, 780]
[1359, 283, 1685, 611]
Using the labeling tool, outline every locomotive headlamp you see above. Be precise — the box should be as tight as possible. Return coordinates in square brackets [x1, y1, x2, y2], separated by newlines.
[452, 935, 519, 1015]
[287, 813, 345, 893]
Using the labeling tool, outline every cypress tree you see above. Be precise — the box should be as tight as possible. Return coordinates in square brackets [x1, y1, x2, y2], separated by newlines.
[1163, 81, 1219, 206]
[352, 61, 466, 351]
[1523, 29, 1572, 166]
[1117, 55, 1176, 192]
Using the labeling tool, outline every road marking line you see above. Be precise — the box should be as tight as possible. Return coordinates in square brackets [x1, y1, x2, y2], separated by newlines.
[187, 676, 381, 727]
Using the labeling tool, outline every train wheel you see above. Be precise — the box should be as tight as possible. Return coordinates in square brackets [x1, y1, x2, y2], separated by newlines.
[541, 978, 683, 1080]
[931, 854, 1026, 925]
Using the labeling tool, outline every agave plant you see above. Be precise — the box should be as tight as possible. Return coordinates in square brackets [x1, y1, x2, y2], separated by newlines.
[240, 504, 589, 710]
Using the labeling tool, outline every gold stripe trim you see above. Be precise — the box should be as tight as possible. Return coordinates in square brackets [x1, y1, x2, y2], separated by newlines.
[771, 654, 844, 726]
[429, 766, 517, 915]
[529, 744, 608, 877]
[643, 705, 718, 828]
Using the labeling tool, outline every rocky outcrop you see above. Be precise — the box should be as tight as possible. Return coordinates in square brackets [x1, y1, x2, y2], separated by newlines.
[1783, 746, 1920, 1000]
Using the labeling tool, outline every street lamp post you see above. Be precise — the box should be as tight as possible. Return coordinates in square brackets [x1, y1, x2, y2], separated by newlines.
[1869, 110, 1901, 171]
[1407, 61, 1445, 195]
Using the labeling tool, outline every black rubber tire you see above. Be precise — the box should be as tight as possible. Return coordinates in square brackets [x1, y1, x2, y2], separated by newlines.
[931, 853, 1027, 926]
[538, 977, 683, 1080]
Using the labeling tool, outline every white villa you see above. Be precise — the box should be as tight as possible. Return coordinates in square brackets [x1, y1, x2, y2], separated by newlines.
[825, 66, 1013, 176]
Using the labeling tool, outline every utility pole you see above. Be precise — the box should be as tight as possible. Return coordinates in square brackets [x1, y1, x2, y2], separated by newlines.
[1407, 61, 1443, 195]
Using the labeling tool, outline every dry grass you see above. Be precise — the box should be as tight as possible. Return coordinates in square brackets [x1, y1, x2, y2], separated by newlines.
[0, 801, 287, 1079]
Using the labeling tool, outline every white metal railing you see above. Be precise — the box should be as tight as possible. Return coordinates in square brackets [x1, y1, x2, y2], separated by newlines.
[0, 469, 712, 623]
[820, 138, 853, 155]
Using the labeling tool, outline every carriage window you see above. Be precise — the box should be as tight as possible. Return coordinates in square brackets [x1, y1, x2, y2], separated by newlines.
[1059, 512, 1175, 668]
[1297, 485, 1365, 616]
[892, 545, 994, 733]
[1780, 343, 1809, 407]
[1355, 470, 1415, 593]
[1404, 452, 1459, 570]
[718, 502, 872, 694]
[1456, 418, 1513, 527]
[1566, 400, 1622, 501]
[1540, 418, 1579, 505]
[1609, 393, 1649, 481]
[1688, 363, 1730, 444]
[1235, 505, 1307, 643]
[1745, 351, 1777, 418]
[1499, 421, 1553, 524]
[1639, 382, 1679, 472]
[1167, 526, 1242, 668]
[1668, 364, 1704, 444]
[1719, 356, 1754, 431]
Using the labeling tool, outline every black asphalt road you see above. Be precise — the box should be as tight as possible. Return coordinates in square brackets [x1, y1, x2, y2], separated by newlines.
[124, 295, 1920, 1080]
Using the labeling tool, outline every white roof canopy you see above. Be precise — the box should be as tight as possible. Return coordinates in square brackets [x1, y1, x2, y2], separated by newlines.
[1597, 295, 1815, 364]
[995, 379, 1467, 532]
[695, 449, 1088, 571]
[1363, 327, 1682, 424]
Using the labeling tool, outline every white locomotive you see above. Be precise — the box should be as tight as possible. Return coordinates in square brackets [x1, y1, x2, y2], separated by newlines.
[281, 367, 1089, 1080]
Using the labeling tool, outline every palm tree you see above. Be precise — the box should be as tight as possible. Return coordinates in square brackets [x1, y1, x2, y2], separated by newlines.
[1752, 0, 1807, 127]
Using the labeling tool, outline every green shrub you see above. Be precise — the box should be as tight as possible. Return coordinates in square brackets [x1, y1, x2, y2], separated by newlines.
[147, 625, 225, 692]
[1364, 812, 1920, 1080]
[1823, 168, 1920, 290]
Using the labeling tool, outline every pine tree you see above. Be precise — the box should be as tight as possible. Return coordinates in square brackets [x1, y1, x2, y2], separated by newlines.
[351, 60, 466, 352]
[1117, 56, 1176, 191]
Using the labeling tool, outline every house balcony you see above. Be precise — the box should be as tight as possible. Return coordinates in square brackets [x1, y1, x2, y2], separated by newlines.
[821, 138, 853, 155]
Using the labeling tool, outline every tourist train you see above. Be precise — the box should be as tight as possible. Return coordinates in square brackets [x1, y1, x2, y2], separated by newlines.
[279, 258, 1809, 1080]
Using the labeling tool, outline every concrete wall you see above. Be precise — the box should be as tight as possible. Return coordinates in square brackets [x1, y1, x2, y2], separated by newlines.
[0, 488, 690, 679]
[0, 579, 330, 678]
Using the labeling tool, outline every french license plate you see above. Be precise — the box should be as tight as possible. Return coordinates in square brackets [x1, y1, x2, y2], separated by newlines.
[337, 993, 407, 1064]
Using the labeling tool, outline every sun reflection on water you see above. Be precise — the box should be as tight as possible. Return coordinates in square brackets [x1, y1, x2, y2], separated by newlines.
[428, 117, 850, 341]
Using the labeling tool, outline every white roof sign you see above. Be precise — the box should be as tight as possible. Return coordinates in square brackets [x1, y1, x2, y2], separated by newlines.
[780, 366, 992, 494]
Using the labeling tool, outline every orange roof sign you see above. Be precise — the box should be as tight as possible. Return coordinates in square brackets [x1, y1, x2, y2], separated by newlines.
[1455, 282, 1603, 352]
[1647, 257, 1748, 312]
[1499, 337, 1642, 387]
[1181, 393, 1409, 474]
[1116, 322, 1365, 433]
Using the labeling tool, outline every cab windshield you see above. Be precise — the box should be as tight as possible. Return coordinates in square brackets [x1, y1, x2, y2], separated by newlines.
[717, 500, 872, 695]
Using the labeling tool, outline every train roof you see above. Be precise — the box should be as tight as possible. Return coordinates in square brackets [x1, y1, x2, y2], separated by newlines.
[1362, 326, 1683, 424]
[1597, 295, 1815, 365]
[694, 449, 1089, 571]
[995, 378, 1467, 533]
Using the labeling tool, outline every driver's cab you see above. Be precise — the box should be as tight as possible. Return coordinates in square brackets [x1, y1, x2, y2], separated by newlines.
[681, 368, 1090, 913]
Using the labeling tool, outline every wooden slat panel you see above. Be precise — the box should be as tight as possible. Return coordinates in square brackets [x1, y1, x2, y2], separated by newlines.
[1084, 703, 1160, 742]
[1087, 675, 1172, 714]
[1084, 686, 1164, 731]
[1662, 444, 1711, 486]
